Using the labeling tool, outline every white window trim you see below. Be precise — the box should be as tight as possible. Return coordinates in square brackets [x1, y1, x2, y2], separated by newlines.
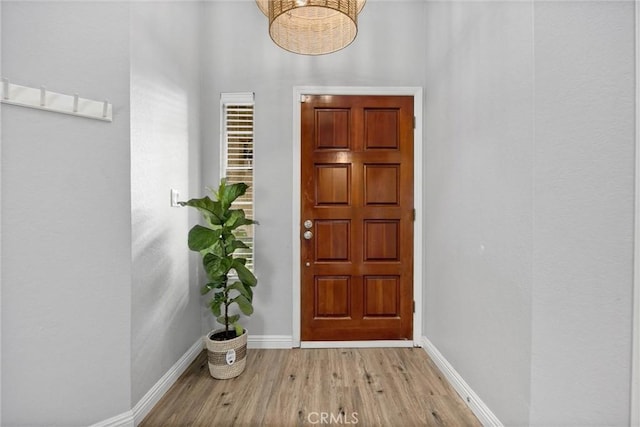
[220, 92, 255, 271]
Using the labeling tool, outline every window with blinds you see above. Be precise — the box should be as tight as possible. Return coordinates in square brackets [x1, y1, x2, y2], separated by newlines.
[221, 92, 255, 271]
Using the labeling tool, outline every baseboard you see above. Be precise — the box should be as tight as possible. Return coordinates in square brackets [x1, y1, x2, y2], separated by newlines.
[89, 338, 203, 427]
[300, 340, 416, 349]
[88, 411, 134, 427]
[132, 338, 204, 424]
[221, 335, 421, 349]
[421, 337, 503, 427]
[91, 334, 287, 426]
[248, 334, 293, 349]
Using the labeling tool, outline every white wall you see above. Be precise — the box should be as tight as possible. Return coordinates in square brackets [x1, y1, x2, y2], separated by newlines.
[2, 2, 206, 423]
[200, 0, 427, 336]
[130, 1, 203, 406]
[0, 1, 635, 425]
[424, 2, 534, 424]
[424, 1, 635, 425]
[0, 1, 4, 422]
[1, 2, 132, 426]
[530, 2, 635, 425]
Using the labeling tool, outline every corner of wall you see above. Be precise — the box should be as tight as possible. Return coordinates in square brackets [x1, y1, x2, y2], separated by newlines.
[632, 2, 640, 425]
[132, 339, 203, 425]
[0, 141, 3, 424]
[421, 337, 504, 427]
[0, 1, 3, 422]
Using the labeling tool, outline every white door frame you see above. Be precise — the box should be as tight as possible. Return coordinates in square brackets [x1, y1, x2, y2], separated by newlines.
[632, 2, 639, 425]
[291, 86, 424, 348]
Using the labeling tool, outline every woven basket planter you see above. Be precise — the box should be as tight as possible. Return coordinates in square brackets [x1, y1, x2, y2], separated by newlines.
[204, 329, 247, 379]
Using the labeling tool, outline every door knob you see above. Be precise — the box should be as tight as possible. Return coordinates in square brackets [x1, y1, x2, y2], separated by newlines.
[304, 220, 313, 229]
[303, 230, 313, 240]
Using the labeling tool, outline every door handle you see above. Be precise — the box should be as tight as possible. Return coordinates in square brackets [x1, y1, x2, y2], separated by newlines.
[303, 230, 313, 240]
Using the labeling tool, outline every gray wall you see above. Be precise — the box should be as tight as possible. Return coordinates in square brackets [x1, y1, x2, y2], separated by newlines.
[0, 1, 636, 425]
[530, 2, 634, 425]
[424, 0, 635, 425]
[424, 2, 534, 424]
[1, 2, 132, 425]
[130, 2, 203, 405]
[1, 2, 4, 421]
[1, 2, 207, 424]
[200, 0, 428, 335]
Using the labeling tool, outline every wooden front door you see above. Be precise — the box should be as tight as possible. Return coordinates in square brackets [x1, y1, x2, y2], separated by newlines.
[301, 95, 414, 341]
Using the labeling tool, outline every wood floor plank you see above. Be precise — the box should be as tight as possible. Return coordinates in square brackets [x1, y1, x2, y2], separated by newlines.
[260, 348, 312, 426]
[140, 347, 482, 427]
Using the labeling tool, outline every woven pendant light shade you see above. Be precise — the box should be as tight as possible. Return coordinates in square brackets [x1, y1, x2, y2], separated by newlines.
[255, 0, 366, 16]
[256, 0, 364, 55]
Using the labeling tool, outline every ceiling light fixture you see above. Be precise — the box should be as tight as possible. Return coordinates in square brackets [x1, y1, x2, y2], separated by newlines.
[256, 0, 366, 55]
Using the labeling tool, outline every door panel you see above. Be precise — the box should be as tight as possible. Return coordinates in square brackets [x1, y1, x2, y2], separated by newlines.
[315, 220, 350, 261]
[301, 95, 414, 341]
[315, 165, 350, 205]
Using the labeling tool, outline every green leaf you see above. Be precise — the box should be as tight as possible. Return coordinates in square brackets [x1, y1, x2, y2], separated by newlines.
[202, 253, 220, 270]
[187, 225, 221, 252]
[200, 280, 225, 295]
[224, 239, 249, 257]
[234, 323, 244, 337]
[225, 209, 256, 230]
[210, 293, 225, 317]
[216, 314, 240, 328]
[203, 254, 233, 280]
[218, 181, 248, 210]
[228, 280, 253, 301]
[179, 196, 224, 226]
[232, 259, 257, 287]
[211, 240, 227, 258]
[203, 275, 227, 295]
[233, 294, 254, 316]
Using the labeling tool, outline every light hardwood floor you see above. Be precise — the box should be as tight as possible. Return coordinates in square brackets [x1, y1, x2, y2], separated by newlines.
[140, 347, 482, 427]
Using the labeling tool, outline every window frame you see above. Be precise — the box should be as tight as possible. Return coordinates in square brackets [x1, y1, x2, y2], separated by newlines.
[220, 92, 255, 272]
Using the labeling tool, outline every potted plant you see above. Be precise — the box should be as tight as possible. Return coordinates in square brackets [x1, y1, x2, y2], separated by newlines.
[180, 179, 258, 379]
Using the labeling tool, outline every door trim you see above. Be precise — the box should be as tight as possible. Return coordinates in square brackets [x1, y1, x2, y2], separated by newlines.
[632, 1, 639, 424]
[291, 86, 424, 348]
[300, 340, 415, 349]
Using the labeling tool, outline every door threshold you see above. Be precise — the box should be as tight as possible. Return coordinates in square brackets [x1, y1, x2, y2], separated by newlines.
[300, 340, 419, 349]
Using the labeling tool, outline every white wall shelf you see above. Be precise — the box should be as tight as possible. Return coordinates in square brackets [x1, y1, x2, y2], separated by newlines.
[1, 78, 112, 122]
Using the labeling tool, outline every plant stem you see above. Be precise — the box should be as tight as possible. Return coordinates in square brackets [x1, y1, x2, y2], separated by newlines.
[224, 290, 229, 334]
[221, 233, 230, 334]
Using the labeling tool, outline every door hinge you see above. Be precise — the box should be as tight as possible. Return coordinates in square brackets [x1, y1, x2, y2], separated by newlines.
[413, 300, 416, 313]
[412, 208, 416, 221]
[300, 94, 307, 103]
[413, 116, 416, 129]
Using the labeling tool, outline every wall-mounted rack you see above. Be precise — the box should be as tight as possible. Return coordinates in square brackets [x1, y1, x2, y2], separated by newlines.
[0, 78, 112, 122]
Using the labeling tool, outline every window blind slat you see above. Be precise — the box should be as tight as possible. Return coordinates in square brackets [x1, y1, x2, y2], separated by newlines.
[222, 94, 255, 272]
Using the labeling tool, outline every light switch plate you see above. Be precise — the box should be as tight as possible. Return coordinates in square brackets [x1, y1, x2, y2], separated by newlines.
[170, 189, 180, 207]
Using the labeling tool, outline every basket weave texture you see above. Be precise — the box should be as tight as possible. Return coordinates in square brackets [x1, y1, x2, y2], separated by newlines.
[266, 0, 361, 55]
[204, 329, 248, 380]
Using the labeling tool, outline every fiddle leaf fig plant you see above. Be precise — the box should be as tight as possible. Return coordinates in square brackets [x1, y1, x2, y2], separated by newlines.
[180, 180, 257, 339]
